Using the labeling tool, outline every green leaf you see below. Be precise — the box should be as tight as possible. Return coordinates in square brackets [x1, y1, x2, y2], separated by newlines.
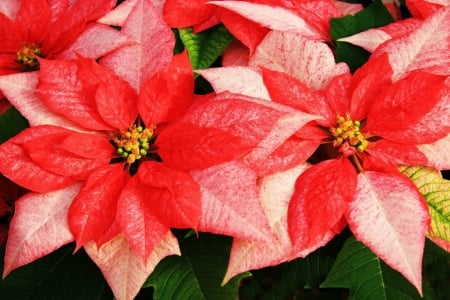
[422, 239, 450, 300]
[321, 236, 432, 300]
[400, 166, 450, 244]
[178, 25, 234, 70]
[145, 233, 248, 300]
[0, 243, 112, 299]
[0, 107, 28, 144]
[330, 0, 394, 72]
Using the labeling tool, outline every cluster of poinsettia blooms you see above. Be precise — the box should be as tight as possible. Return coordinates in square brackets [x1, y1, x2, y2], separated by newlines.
[0, 0, 449, 299]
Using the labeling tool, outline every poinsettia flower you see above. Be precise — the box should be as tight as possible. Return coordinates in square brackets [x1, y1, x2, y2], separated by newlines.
[262, 52, 449, 294]
[0, 0, 131, 118]
[0, 0, 128, 75]
[3, 49, 289, 254]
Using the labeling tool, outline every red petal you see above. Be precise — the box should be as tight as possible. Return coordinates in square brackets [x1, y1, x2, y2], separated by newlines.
[37, 59, 114, 130]
[325, 72, 351, 117]
[293, 0, 345, 41]
[366, 139, 429, 168]
[68, 164, 129, 249]
[3, 184, 79, 277]
[365, 71, 447, 143]
[288, 158, 357, 251]
[347, 171, 430, 295]
[0, 126, 76, 192]
[222, 41, 250, 66]
[19, 130, 112, 181]
[78, 57, 138, 129]
[16, 0, 51, 41]
[101, 0, 174, 91]
[137, 161, 201, 229]
[0, 72, 82, 129]
[116, 175, 170, 260]
[192, 161, 273, 241]
[163, 0, 215, 28]
[262, 68, 334, 124]
[59, 132, 114, 159]
[249, 136, 319, 177]
[139, 51, 194, 125]
[45, 0, 115, 53]
[406, 0, 447, 18]
[349, 53, 393, 120]
[220, 8, 268, 53]
[157, 98, 284, 171]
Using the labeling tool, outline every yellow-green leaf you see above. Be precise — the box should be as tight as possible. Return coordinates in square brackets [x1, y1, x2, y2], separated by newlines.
[400, 166, 450, 249]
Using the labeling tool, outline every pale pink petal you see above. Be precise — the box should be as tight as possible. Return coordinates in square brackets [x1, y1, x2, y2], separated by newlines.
[338, 29, 392, 53]
[85, 232, 180, 300]
[347, 172, 430, 295]
[0, 72, 83, 130]
[3, 184, 80, 277]
[197, 66, 270, 100]
[210, 1, 321, 39]
[100, 0, 174, 92]
[334, 1, 363, 15]
[98, 0, 138, 26]
[250, 31, 349, 90]
[209, 91, 320, 176]
[419, 133, 450, 169]
[373, 6, 450, 80]
[243, 110, 319, 176]
[0, 0, 19, 19]
[224, 163, 309, 284]
[192, 161, 272, 242]
[338, 18, 422, 53]
[58, 24, 133, 59]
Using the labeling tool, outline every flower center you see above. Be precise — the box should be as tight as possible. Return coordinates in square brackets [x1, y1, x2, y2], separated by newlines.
[113, 124, 154, 164]
[329, 116, 369, 156]
[16, 44, 43, 70]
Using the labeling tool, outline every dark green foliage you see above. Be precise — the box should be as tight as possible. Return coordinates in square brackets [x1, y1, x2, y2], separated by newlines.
[330, 0, 394, 72]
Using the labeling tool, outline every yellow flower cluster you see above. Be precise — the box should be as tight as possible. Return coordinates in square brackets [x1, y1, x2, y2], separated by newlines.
[329, 116, 369, 152]
[113, 125, 154, 164]
[16, 44, 42, 69]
